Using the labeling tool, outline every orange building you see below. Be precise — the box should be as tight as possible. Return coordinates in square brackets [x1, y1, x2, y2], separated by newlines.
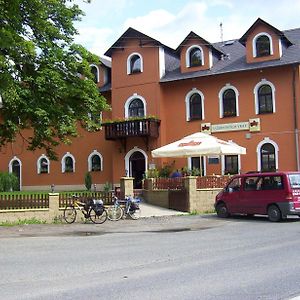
[1, 18, 300, 191]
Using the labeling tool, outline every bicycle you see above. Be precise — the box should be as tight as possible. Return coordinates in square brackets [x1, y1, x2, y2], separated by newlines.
[107, 195, 141, 221]
[63, 195, 108, 224]
[107, 196, 123, 221]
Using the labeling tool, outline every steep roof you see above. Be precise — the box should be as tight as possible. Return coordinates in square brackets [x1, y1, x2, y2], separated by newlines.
[161, 27, 300, 83]
[239, 17, 293, 46]
[176, 31, 224, 56]
[104, 27, 175, 57]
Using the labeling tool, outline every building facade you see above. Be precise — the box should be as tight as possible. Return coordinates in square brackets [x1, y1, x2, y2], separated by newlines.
[1, 18, 300, 190]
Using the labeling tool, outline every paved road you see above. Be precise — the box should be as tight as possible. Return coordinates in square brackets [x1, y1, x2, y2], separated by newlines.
[0, 214, 300, 300]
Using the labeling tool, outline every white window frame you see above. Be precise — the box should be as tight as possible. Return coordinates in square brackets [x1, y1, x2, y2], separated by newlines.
[124, 147, 148, 177]
[61, 152, 76, 173]
[37, 154, 50, 174]
[88, 150, 103, 172]
[90, 64, 100, 83]
[124, 93, 147, 118]
[127, 52, 143, 75]
[185, 88, 205, 121]
[252, 32, 273, 57]
[186, 45, 204, 68]
[218, 84, 239, 118]
[253, 79, 276, 114]
[187, 156, 207, 176]
[221, 154, 241, 175]
[8, 156, 22, 190]
[256, 138, 279, 172]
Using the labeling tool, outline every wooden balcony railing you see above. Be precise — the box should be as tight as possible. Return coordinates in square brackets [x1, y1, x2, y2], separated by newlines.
[103, 118, 160, 140]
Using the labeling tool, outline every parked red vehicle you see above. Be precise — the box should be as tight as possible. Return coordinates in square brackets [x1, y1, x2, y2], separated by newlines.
[215, 171, 300, 222]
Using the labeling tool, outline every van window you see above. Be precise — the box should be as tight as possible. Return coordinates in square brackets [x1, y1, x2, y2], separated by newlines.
[244, 175, 283, 191]
[288, 174, 300, 188]
[244, 176, 259, 191]
[227, 177, 241, 192]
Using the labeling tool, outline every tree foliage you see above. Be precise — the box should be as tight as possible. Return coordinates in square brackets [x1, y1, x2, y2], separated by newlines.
[0, 0, 109, 159]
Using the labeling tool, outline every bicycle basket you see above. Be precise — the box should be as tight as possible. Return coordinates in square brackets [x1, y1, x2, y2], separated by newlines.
[130, 202, 139, 211]
[92, 199, 104, 215]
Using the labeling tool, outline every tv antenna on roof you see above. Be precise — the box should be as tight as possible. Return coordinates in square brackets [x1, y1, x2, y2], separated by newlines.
[220, 22, 223, 44]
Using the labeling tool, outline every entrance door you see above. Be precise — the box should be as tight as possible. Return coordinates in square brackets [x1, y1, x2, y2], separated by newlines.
[129, 151, 145, 189]
[11, 160, 21, 191]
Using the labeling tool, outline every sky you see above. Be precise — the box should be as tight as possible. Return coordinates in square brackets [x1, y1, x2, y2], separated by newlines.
[73, 0, 300, 58]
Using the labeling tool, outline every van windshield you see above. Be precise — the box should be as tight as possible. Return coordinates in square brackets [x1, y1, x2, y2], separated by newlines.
[288, 174, 300, 188]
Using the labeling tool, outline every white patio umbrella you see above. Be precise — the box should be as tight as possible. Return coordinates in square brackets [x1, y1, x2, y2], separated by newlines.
[151, 132, 246, 158]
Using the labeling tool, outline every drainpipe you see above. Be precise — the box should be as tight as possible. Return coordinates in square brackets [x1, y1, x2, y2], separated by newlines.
[292, 64, 300, 171]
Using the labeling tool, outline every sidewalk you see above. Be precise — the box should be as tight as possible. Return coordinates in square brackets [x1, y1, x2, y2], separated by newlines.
[139, 202, 187, 218]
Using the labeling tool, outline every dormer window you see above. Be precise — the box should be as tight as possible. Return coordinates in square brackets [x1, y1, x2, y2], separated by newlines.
[127, 53, 143, 74]
[186, 46, 204, 67]
[253, 33, 273, 57]
[256, 35, 270, 56]
[90, 65, 99, 83]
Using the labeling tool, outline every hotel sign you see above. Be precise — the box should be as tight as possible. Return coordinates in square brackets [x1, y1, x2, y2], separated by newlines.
[201, 118, 260, 134]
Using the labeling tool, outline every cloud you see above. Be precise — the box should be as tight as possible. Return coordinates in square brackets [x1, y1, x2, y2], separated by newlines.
[73, 0, 300, 55]
[74, 26, 113, 56]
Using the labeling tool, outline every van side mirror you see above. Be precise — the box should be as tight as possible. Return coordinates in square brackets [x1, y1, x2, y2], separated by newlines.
[228, 187, 234, 193]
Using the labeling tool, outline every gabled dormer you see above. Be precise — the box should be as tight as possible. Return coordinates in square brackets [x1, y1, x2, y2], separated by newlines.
[104, 27, 171, 88]
[239, 18, 293, 64]
[177, 31, 224, 73]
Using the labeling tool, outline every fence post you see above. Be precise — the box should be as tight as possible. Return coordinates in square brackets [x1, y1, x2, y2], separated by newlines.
[120, 177, 134, 198]
[48, 193, 60, 222]
[183, 176, 197, 213]
[144, 178, 154, 191]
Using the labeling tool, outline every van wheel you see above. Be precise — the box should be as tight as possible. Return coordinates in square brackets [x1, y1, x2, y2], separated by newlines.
[216, 203, 229, 218]
[267, 205, 282, 222]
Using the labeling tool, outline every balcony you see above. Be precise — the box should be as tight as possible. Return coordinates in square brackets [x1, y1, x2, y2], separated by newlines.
[102, 118, 160, 151]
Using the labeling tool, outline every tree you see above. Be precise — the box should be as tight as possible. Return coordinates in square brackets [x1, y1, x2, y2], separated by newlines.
[0, 0, 109, 159]
[84, 171, 92, 191]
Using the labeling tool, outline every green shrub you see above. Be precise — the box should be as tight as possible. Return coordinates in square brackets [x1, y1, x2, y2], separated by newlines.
[84, 172, 92, 191]
[103, 181, 112, 193]
[0, 172, 19, 192]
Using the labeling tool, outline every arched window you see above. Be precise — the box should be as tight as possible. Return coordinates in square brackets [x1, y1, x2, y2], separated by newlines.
[128, 98, 144, 117]
[258, 84, 273, 113]
[127, 53, 143, 74]
[252, 33, 273, 58]
[256, 35, 271, 57]
[125, 95, 147, 118]
[90, 65, 99, 83]
[186, 46, 204, 67]
[254, 80, 276, 114]
[189, 47, 202, 67]
[88, 151, 103, 172]
[260, 143, 276, 172]
[189, 93, 202, 120]
[37, 155, 50, 174]
[185, 89, 204, 121]
[222, 89, 237, 117]
[62, 153, 75, 173]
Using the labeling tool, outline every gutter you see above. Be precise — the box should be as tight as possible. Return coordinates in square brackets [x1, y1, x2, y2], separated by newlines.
[292, 64, 300, 171]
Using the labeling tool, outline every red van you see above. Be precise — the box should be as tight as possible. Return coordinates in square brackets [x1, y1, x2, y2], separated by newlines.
[215, 172, 300, 222]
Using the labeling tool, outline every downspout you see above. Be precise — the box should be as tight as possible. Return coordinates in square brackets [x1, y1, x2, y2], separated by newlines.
[292, 64, 300, 171]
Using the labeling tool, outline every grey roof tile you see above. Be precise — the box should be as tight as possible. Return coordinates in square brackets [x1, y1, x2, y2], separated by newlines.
[161, 28, 300, 83]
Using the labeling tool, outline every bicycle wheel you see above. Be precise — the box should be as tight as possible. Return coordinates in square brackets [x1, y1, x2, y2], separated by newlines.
[107, 206, 123, 221]
[128, 206, 141, 220]
[89, 207, 108, 224]
[63, 206, 77, 224]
